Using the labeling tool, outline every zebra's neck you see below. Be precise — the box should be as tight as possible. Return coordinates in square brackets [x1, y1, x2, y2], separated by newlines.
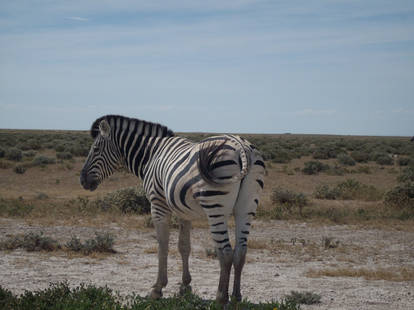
[104, 115, 174, 179]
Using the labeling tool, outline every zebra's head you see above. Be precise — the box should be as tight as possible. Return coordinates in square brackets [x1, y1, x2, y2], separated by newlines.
[80, 119, 123, 191]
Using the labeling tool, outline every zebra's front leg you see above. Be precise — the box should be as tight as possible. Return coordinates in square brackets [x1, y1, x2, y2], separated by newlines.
[150, 218, 170, 299]
[178, 219, 192, 295]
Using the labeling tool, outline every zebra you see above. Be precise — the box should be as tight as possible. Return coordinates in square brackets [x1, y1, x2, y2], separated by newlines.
[80, 115, 265, 304]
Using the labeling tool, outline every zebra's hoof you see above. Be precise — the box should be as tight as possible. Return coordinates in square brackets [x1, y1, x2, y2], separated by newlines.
[231, 293, 242, 302]
[179, 284, 192, 295]
[150, 288, 162, 299]
[216, 291, 229, 305]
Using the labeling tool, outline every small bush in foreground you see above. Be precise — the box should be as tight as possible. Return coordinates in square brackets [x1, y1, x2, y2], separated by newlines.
[0, 282, 300, 310]
[284, 290, 321, 305]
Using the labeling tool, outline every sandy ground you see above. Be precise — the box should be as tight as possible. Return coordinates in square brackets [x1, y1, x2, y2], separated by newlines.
[0, 218, 413, 310]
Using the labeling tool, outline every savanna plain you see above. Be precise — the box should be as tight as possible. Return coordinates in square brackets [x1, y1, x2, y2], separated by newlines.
[0, 129, 413, 309]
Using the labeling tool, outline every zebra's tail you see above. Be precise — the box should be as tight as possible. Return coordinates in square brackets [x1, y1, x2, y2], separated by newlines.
[198, 136, 250, 185]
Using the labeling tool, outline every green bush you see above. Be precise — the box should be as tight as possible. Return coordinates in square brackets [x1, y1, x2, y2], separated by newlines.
[398, 166, 414, 183]
[302, 161, 329, 175]
[337, 153, 356, 166]
[376, 155, 394, 165]
[14, 165, 26, 174]
[312, 145, 339, 159]
[350, 150, 370, 163]
[0, 232, 60, 252]
[384, 182, 414, 209]
[271, 187, 308, 216]
[0, 282, 300, 310]
[65, 232, 116, 255]
[23, 150, 36, 158]
[397, 157, 411, 166]
[314, 185, 341, 200]
[0, 147, 5, 158]
[284, 291, 321, 305]
[96, 187, 150, 214]
[5, 148, 22, 161]
[0, 198, 33, 217]
[314, 179, 382, 201]
[32, 155, 56, 166]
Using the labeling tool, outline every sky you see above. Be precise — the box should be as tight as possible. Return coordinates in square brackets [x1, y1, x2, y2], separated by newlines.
[0, 0, 413, 136]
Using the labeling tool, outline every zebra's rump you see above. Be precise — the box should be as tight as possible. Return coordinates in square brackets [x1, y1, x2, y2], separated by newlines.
[160, 135, 257, 219]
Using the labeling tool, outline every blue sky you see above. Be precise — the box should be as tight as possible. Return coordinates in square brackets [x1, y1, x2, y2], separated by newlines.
[0, 0, 413, 135]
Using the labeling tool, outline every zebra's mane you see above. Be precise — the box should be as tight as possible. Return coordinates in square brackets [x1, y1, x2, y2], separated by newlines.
[90, 115, 174, 139]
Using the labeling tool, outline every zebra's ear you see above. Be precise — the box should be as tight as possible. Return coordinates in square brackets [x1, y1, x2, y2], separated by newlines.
[99, 120, 111, 138]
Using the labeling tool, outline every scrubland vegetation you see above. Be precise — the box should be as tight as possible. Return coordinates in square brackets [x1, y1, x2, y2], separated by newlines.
[0, 129, 413, 308]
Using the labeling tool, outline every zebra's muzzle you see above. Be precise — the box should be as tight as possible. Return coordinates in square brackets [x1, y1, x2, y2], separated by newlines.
[80, 169, 99, 191]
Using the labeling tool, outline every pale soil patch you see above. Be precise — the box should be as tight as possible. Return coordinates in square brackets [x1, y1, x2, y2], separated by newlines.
[1, 218, 413, 309]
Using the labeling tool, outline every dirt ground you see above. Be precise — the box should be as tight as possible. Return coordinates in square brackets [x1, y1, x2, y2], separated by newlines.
[1, 217, 413, 309]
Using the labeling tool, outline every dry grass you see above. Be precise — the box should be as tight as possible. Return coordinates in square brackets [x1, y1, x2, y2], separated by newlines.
[305, 266, 414, 282]
[247, 238, 270, 250]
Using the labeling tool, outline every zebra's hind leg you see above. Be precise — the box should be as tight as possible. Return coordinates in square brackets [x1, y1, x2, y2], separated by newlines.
[207, 218, 233, 304]
[150, 216, 170, 299]
[178, 219, 192, 295]
[216, 243, 233, 304]
[232, 156, 264, 301]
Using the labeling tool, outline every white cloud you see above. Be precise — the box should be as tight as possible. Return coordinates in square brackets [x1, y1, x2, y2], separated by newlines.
[66, 16, 89, 22]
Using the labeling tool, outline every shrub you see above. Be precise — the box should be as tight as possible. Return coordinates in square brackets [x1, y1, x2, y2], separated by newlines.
[302, 161, 329, 175]
[384, 182, 414, 209]
[14, 165, 26, 174]
[0, 232, 60, 252]
[312, 145, 338, 159]
[0, 198, 33, 217]
[56, 152, 73, 160]
[350, 151, 370, 163]
[0, 282, 300, 310]
[398, 157, 411, 166]
[398, 166, 414, 183]
[375, 155, 393, 166]
[96, 187, 150, 214]
[272, 187, 308, 216]
[32, 155, 56, 166]
[314, 179, 382, 201]
[5, 148, 22, 161]
[0, 160, 13, 169]
[284, 291, 321, 305]
[337, 153, 356, 166]
[0, 147, 5, 158]
[314, 185, 341, 200]
[65, 232, 116, 255]
[23, 150, 36, 158]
